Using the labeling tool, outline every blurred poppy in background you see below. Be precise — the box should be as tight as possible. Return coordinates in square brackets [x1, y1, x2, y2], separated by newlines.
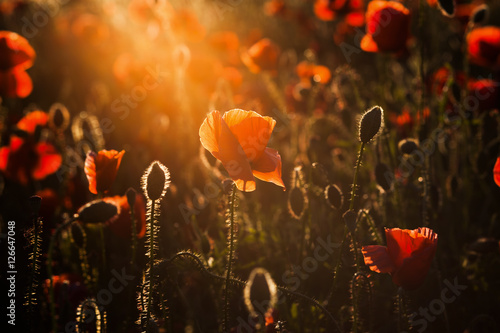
[0, 30, 35, 98]
[362, 227, 438, 290]
[360, 1, 410, 53]
[0, 111, 62, 184]
[242, 38, 280, 74]
[467, 26, 500, 70]
[199, 109, 285, 192]
[84, 149, 125, 195]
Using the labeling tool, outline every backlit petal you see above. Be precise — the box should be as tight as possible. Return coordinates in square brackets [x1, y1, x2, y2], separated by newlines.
[223, 109, 276, 162]
[362, 245, 396, 273]
[251, 147, 285, 189]
[199, 110, 256, 192]
[494, 157, 500, 187]
[33, 143, 62, 180]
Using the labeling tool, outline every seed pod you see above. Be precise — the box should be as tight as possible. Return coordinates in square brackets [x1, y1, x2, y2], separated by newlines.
[70, 222, 86, 248]
[221, 178, 234, 195]
[141, 161, 170, 201]
[126, 188, 137, 207]
[398, 138, 419, 155]
[244, 268, 278, 319]
[437, 0, 455, 17]
[359, 106, 383, 144]
[288, 187, 307, 220]
[375, 163, 393, 192]
[77, 200, 118, 224]
[49, 103, 70, 131]
[343, 209, 358, 234]
[28, 195, 42, 215]
[325, 184, 343, 210]
[470, 5, 489, 26]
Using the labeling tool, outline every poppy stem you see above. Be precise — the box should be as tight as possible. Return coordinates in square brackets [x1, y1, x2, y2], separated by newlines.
[349, 142, 365, 211]
[47, 216, 77, 333]
[146, 199, 157, 325]
[223, 183, 237, 332]
[26, 214, 42, 330]
[130, 203, 137, 267]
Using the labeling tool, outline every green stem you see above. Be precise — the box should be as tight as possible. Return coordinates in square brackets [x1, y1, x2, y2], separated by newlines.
[146, 199, 156, 324]
[48, 216, 76, 333]
[223, 184, 237, 332]
[27, 216, 40, 327]
[349, 142, 365, 210]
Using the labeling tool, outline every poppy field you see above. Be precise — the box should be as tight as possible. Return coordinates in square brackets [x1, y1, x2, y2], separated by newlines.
[1, 0, 500, 332]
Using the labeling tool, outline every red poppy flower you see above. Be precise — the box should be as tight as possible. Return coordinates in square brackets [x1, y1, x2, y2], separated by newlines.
[314, 0, 348, 21]
[362, 227, 438, 290]
[360, 1, 410, 53]
[493, 157, 500, 187]
[0, 31, 35, 98]
[241, 38, 280, 74]
[467, 79, 499, 113]
[84, 149, 125, 195]
[199, 109, 285, 192]
[467, 26, 500, 70]
[103, 193, 146, 239]
[0, 111, 61, 184]
[296, 61, 332, 88]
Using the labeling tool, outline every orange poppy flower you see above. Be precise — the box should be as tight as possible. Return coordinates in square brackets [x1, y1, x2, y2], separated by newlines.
[103, 193, 146, 239]
[199, 109, 285, 192]
[170, 8, 206, 42]
[296, 61, 332, 88]
[241, 38, 280, 74]
[84, 149, 125, 195]
[0, 111, 61, 184]
[314, 0, 347, 21]
[0, 31, 35, 98]
[467, 26, 500, 70]
[362, 227, 438, 290]
[494, 157, 500, 187]
[360, 1, 410, 53]
[467, 79, 499, 113]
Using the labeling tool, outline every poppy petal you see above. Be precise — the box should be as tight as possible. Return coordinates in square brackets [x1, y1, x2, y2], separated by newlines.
[494, 157, 500, 187]
[361, 245, 396, 273]
[85, 151, 98, 194]
[199, 110, 256, 192]
[16, 110, 49, 134]
[222, 109, 276, 162]
[33, 143, 62, 179]
[252, 147, 285, 189]
[392, 244, 437, 290]
[0, 69, 33, 98]
[0, 31, 35, 70]
[360, 34, 379, 52]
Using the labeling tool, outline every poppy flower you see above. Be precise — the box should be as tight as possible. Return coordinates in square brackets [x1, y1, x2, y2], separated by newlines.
[84, 149, 125, 195]
[103, 193, 146, 239]
[296, 61, 332, 88]
[0, 31, 35, 98]
[199, 109, 285, 192]
[467, 79, 499, 113]
[0, 111, 61, 184]
[493, 157, 500, 187]
[467, 26, 500, 70]
[170, 8, 206, 42]
[360, 1, 410, 53]
[241, 38, 280, 74]
[362, 227, 438, 290]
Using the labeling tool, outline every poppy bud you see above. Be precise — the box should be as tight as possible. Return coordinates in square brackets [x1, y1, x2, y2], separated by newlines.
[77, 200, 118, 224]
[325, 184, 343, 210]
[28, 195, 42, 215]
[375, 163, 393, 192]
[126, 187, 137, 207]
[437, 0, 455, 17]
[244, 268, 278, 319]
[141, 161, 170, 201]
[49, 103, 70, 131]
[470, 5, 489, 26]
[359, 106, 383, 144]
[343, 209, 358, 234]
[70, 222, 86, 248]
[398, 138, 419, 155]
[221, 178, 234, 195]
[288, 187, 307, 220]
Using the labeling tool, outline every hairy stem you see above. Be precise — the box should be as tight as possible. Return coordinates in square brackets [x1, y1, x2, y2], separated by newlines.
[223, 184, 237, 332]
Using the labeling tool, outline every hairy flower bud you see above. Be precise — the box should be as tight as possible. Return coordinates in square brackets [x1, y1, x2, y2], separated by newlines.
[359, 106, 383, 144]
